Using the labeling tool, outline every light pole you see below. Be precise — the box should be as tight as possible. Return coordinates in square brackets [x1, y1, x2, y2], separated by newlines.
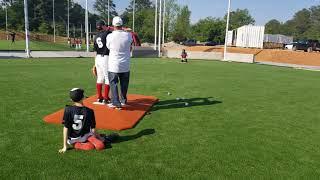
[85, 0, 89, 52]
[67, 0, 70, 38]
[133, 0, 135, 32]
[108, 0, 110, 25]
[224, 0, 231, 61]
[162, 0, 166, 45]
[158, 0, 162, 57]
[5, 3, 8, 40]
[53, 0, 56, 43]
[154, 0, 158, 50]
[23, 0, 30, 58]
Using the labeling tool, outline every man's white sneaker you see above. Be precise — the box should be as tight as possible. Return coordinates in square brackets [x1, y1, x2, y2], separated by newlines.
[107, 103, 122, 110]
[121, 102, 127, 107]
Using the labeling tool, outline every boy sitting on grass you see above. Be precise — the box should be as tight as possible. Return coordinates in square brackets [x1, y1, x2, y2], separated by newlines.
[59, 88, 105, 153]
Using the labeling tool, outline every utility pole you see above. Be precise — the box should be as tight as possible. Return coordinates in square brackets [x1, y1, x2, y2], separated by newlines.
[224, 0, 231, 61]
[133, 0, 135, 32]
[67, 0, 70, 38]
[162, 0, 166, 44]
[154, 0, 158, 50]
[85, 0, 89, 52]
[23, 0, 30, 58]
[5, 4, 8, 40]
[158, 0, 162, 57]
[108, 0, 110, 25]
[53, 0, 56, 42]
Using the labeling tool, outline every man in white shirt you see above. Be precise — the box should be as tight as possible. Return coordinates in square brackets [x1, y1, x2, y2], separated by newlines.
[106, 16, 133, 109]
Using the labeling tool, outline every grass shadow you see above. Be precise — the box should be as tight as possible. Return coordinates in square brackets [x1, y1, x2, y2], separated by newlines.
[152, 97, 222, 111]
[101, 129, 156, 149]
[114, 129, 156, 143]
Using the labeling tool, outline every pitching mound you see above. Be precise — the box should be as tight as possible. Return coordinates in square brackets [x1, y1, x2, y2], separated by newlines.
[44, 94, 158, 130]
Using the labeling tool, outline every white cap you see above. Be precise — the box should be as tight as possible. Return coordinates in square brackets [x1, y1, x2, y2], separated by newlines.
[112, 16, 123, 27]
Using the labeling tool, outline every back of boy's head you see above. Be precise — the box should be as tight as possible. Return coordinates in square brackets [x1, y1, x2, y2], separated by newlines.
[70, 88, 84, 102]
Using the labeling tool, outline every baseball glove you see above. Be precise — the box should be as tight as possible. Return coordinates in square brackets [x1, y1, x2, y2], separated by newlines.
[92, 66, 97, 77]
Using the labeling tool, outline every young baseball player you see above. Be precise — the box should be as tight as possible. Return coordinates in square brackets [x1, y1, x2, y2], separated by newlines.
[58, 88, 105, 153]
[93, 20, 112, 104]
[181, 49, 188, 63]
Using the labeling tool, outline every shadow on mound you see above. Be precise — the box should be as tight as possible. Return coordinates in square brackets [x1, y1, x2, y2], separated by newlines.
[152, 97, 222, 111]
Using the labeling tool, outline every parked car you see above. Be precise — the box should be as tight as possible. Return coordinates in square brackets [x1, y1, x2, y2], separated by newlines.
[204, 41, 218, 46]
[182, 39, 197, 46]
[290, 40, 320, 52]
[285, 43, 294, 50]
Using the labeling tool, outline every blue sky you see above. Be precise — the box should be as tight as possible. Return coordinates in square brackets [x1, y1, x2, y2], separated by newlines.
[75, 0, 319, 25]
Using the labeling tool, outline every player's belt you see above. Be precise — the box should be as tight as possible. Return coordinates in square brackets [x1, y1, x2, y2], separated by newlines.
[97, 54, 108, 57]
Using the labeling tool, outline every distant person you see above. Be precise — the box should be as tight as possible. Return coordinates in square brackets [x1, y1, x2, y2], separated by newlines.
[76, 38, 80, 50]
[67, 37, 71, 48]
[72, 38, 76, 48]
[181, 49, 188, 63]
[10, 32, 16, 44]
[106, 16, 133, 109]
[79, 39, 82, 49]
[58, 88, 105, 153]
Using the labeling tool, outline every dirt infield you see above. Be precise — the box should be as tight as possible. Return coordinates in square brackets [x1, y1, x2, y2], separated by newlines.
[167, 45, 320, 67]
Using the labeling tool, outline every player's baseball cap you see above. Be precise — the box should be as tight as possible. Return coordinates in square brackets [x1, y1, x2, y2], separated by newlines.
[112, 16, 123, 27]
[96, 20, 105, 28]
[69, 88, 85, 102]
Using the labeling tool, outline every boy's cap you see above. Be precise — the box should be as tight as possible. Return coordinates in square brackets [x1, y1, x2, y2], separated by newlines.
[70, 88, 84, 102]
[112, 16, 123, 27]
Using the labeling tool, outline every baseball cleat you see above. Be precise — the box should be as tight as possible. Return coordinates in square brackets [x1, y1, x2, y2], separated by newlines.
[93, 98, 104, 105]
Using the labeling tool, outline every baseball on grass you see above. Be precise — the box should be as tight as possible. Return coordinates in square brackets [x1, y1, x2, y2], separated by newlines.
[185, 102, 189, 106]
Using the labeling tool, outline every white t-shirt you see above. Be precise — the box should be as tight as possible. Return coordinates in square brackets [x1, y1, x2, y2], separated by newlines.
[106, 30, 133, 73]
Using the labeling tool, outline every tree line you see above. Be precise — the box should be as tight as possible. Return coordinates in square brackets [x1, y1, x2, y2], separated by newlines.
[265, 5, 320, 41]
[0, 0, 103, 37]
[0, 0, 254, 43]
[0, 0, 318, 43]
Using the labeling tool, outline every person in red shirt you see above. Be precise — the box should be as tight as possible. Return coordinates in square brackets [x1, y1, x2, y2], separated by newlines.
[181, 49, 188, 63]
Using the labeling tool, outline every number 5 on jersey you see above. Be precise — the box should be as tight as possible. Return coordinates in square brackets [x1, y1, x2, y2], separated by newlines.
[72, 115, 84, 130]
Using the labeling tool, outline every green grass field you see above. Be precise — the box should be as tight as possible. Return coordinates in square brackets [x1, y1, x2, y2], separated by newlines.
[1, 58, 320, 179]
[0, 40, 92, 51]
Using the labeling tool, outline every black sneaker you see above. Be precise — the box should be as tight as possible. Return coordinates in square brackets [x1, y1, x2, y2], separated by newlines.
[103, 99, 111, 104]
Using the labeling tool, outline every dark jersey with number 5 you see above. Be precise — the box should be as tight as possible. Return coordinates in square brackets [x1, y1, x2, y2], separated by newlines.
[62, 106, 96, 139]
[94, 31, 112, 56]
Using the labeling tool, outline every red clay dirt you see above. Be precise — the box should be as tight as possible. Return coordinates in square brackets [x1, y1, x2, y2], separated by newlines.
[168, 46, 320, 67]
[43, 94, 158, 131]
